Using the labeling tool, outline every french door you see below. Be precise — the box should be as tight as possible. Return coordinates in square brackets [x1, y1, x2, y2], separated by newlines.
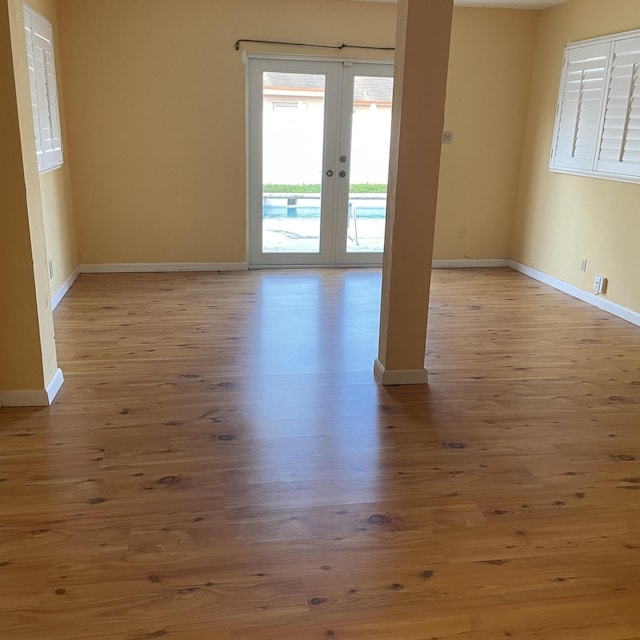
[248, 57, 394, 267]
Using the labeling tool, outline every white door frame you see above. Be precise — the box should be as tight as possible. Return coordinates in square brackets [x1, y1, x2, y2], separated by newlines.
[246, 55, 393, 268]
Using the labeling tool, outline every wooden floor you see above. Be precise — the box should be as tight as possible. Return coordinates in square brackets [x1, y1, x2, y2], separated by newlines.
[1, 267, 640, 639]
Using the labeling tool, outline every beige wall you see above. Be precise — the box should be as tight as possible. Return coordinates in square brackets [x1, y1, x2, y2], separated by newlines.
[56, 0, 395, 265]
[513, 0, 640, 313]
[1, 0, 58, 392]
[435, 7, 538, 260]
[56, 0, 538, 266]
[24, 0, 78, 295]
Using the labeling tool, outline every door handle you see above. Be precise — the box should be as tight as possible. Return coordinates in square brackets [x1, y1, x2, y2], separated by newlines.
[324, 170, 334, 177]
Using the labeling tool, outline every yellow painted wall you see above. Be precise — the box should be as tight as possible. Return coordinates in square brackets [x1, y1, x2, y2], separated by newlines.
[24, 0, 78, 296]
[55, 0, 538, 265]
[1, 0, 58, 392]
[512, 0, 640, 313]
[55, 0, 394, 265]
[435, 7, 538, 260]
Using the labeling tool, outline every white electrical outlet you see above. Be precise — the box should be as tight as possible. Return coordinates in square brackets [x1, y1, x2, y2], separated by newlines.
[580, 259, 588, 272]
[593, 275, 606, 295]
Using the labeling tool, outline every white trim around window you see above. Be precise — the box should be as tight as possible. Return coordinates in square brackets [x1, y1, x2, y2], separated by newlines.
[24, 5, 63, 173]
[550, 28, 640, 184]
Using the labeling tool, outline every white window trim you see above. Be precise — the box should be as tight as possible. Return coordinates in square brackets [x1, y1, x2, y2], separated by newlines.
[24, 4, 63, 174]
[550, 27, 640, 185]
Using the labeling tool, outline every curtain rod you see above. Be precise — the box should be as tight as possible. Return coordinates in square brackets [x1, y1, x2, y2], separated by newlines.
[235, 39, 395, 52]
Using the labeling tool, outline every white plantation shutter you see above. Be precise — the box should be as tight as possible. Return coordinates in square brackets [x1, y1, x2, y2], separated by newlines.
[24, 17, 43, 167]
[551, 42, 610, 171]
[551, 28, 640, 184]
[597, 36, 640, 177]
[24, 6, 63, 173]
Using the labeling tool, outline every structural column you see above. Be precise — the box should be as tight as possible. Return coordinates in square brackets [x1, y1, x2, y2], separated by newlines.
[375, 0, 454, 386]
[0, 0, 61, 407]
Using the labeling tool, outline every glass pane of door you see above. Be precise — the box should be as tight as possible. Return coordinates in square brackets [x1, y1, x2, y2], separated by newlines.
[345, 75, 393, 254]
[262, 72, 326, 254]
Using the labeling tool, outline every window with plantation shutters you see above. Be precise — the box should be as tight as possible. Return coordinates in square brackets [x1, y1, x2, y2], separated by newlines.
[551, 43, 610, 171]
[24, 5, 63, 173]
[550, 28, 640, 185]
[596, 36, 640, 178]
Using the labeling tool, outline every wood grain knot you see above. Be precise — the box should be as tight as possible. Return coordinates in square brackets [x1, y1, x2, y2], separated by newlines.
[55, 589, 66, 595]
[612, 454, 637, 461]
[309, 596, 329, 606]
[87, 497, 106, 504]
[493, 509, 508, 515]
[422, 570, 434, 579]
[325, 631, 336, 639]
[390, 583, 405, 591]
[322, 565, 331, 571]
[212, 434, 235, 442]
[623, 478, 640, 483]
[367, 514, 391, 525]
[148, 575, 161, 583]
[0, 561, 10, 568]
[483, 560, 507, 566]
[158, 475, 182, 485]
[444, 442, 467, 449]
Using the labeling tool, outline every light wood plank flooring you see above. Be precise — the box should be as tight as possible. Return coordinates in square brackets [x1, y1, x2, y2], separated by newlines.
[1, 268, 640, 639]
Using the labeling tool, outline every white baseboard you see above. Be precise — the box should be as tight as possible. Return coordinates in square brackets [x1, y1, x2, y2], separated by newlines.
[46, 368, 65, 404]
[0, 368, 64, 407]
[509, 261, 640, 328]
[52, 266, 80, 310]
[432, 259, 510, 269]
[80, 262, 249, 274]
[374, 359, 428, 386]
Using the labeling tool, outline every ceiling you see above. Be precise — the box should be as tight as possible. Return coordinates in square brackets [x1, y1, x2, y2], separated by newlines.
[347, 0, 571, 8]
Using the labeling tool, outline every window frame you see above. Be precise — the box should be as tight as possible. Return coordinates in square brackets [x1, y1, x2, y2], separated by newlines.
[550, 28, 640, 185]
[24, 4, 63, 174]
